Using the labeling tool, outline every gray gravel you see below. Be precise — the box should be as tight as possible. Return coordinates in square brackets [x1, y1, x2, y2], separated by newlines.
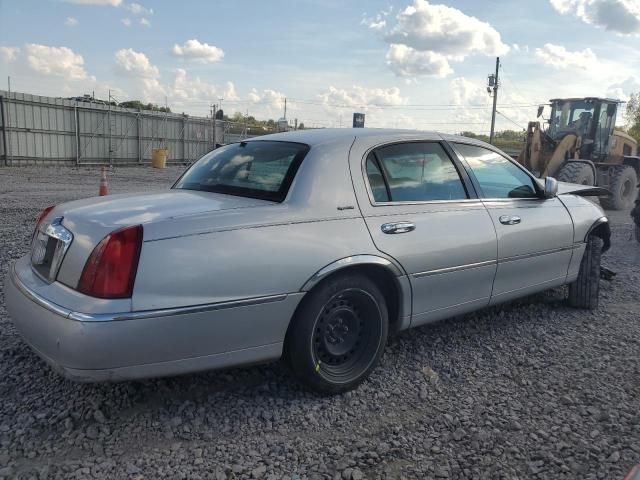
[1, 166, 639, 479]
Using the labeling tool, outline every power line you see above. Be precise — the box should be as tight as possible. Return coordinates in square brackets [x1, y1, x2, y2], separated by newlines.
[496, 110, 527, 130]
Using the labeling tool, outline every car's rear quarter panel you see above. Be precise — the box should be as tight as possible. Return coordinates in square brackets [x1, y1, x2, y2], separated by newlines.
[133, 215, 378, 310]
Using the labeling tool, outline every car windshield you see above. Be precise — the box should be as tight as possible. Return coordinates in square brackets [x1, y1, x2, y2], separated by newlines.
[173, 141, 309, 202]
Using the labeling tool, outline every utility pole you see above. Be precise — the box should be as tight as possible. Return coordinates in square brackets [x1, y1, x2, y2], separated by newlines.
[212, 103, 217, 150]
[488, 57, 500, 145]
[283, 97, 287, 120]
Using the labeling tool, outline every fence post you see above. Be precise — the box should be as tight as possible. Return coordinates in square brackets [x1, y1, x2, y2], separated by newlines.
[74, 103, 80, 165]
[137, 113, 142, 163]
[0, 96, 7, 166]
[183, 116, 187, 162]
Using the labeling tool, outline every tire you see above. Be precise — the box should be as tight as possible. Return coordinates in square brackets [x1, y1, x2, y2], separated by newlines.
[285, 273, 389, 394]
[567, 235, 603, 310]
[556, 162, 595, 185]
[599, 165, 638, 211]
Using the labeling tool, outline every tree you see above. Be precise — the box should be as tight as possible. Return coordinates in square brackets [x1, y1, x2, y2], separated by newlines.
[298, 122, 305, 130]
[626, 93, 640, 143]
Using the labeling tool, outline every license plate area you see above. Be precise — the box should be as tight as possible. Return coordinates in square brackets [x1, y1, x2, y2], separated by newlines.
[30, 217, 73, 282]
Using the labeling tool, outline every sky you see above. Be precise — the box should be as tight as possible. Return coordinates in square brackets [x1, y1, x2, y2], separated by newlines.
[1, 0, 640, 134]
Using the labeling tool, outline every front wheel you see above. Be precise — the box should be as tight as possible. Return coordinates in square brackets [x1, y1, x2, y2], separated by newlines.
[285, 273, 388, 394]
[567, 235, 603, 309]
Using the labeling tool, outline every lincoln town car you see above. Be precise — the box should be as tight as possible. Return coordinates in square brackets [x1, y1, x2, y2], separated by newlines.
[6, 129, 611, 393]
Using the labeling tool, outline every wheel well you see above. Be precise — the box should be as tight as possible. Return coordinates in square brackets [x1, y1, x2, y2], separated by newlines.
[587, 220, 611, 253]
[302, 264, 404, 332]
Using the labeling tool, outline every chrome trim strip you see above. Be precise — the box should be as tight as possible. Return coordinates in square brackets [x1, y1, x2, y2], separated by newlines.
[301, 255, 404, 292]
[413, 260, 496, 279]
[585, 216, 608, 241]
[10, 262, 289, 323]
[411, 244, 582, 279]
[370, 199, 483, 207]
[500, 245, 579, 264]
[69, 294, 288, 322]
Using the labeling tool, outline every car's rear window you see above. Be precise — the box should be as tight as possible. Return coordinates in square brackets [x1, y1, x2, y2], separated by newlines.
[173, 141, 310, 202]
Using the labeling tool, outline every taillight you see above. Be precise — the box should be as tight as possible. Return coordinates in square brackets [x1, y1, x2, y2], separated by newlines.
[33, 205, 55, 236]
[77, 225, 143, 299]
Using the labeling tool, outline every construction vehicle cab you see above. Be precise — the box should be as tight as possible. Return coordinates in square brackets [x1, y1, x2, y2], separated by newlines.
[518, 97, 639, 210]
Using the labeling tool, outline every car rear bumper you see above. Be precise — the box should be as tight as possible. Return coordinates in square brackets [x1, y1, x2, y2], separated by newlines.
[5, 259, 304, 382]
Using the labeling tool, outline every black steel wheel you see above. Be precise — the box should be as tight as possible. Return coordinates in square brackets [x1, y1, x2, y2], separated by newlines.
[285, 273, 388, 394]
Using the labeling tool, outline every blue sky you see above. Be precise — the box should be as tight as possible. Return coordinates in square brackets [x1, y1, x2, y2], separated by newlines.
[1, 0, 640, 133]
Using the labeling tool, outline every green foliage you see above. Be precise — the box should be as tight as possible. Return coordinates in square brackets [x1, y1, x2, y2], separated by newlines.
[460, 129, 525, 152]
[626, 93, 640, 143]
[119, 100, 171, 113]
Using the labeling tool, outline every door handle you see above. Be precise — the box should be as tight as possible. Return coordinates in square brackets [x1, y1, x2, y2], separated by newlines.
[381, 222, 416, 234]
[499, 215, 521, 225]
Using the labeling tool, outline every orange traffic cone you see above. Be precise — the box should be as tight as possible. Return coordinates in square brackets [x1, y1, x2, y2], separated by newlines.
[99, 167, 109, 196]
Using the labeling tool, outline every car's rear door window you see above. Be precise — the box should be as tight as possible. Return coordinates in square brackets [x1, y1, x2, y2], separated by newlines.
[452, 143, 538, 199]
[174, 141, 309, 202]
[366, 142, 468, 202]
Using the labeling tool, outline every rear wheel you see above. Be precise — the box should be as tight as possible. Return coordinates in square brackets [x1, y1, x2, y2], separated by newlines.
[567, 235, 603, 310]
[556, 162, 595, 185]
[285, 273, 388, 394]
[599, 165, 638, 211]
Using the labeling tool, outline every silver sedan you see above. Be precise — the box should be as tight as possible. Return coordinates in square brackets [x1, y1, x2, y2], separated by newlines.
[6, 129, 611, 393]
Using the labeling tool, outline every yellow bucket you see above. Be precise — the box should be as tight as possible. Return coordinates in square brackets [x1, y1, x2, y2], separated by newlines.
[151, 148, 168, 169]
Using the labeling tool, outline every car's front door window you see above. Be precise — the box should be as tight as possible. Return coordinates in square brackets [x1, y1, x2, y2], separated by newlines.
[453, 143, 538, 199]
[366, 142, 468, 202]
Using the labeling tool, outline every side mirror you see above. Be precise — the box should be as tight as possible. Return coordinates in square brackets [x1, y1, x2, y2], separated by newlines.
[537, 105, 544, 118]
[544, 177, 558, 198]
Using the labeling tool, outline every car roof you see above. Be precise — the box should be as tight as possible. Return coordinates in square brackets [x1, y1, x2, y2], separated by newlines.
[244, 128, 499, 151]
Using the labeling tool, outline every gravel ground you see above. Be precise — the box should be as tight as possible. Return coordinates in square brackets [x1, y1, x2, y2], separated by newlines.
[0, 166, 639, 480]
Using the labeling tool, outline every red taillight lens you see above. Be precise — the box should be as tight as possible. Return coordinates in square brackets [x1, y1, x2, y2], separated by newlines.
[78, 225, 143, 299]
[34, 205, 55, 235]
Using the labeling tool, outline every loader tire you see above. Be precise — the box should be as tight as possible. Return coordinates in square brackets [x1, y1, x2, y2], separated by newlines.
[567, 235, 602, 310]
[556, 162, 595, 185]
[599, 165, 638, 211]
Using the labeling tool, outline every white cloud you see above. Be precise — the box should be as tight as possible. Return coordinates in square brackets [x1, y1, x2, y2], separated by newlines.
[140, 17, 151, 27]
[606, 76, 640, 100]
[126, 2, 153, 15]
[121, 17, 131, 27]
[386, 44, 453, 78]
[534, 43, 598, 70]
[64, 0, 122, 6]
[369, 0, 509, 78]
[449, 77, 490, 107]
[318, 85, 408, 108]
[22, 44, 90, 80]
[0, 46, 19, 62]
[172, 39, 225, 64]
[114, 48, 159, 78]
[136, 69, 238, 113]
[65, 17, 79, 27]
[550, 0, 640, 34]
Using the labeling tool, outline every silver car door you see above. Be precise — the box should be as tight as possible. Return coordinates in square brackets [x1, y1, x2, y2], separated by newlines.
[451, 142, 575, 304]
[349, 139, 498, 327]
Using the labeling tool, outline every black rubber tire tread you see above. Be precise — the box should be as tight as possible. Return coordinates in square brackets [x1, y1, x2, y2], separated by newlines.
[568, 236, 603, 310]
[599, 165, 638, 211]
[556, 162, 595, 185]
[285, 273, 388, 395]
